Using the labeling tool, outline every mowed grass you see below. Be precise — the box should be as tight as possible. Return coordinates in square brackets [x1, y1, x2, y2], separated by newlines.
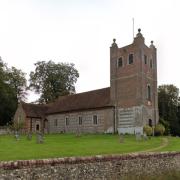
[158, 136, 180, 152]
[0, 134, 165, 161]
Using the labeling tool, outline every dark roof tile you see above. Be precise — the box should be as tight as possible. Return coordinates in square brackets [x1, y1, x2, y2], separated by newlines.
[47, 87, 112, 114]
[21, 87, 113, 117]
[22, 103, 48, 118]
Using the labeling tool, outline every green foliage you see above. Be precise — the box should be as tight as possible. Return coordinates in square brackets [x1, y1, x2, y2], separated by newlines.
[29, 60, 79, 103]
[159, 118, 170, 135]
[0, 57, 27, 125]
[158, 84, 180, 136]
[143, 125, 153, 136]
[155, 124, 165, 136]
[10, 121, 25, 132]
[7, 66, 27, 102]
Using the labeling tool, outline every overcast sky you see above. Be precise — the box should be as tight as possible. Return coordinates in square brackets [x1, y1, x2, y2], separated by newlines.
[0, 0, 180, 102]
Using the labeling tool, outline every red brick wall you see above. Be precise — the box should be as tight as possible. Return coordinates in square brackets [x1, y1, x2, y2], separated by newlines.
[110, 31, 158, 125]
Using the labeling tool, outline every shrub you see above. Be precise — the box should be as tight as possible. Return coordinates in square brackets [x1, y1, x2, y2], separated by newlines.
[155, 123, 165, 136]
[143, 125, 153, 136]
[159, 118, 170, 135]
[9, 121, 25, 133]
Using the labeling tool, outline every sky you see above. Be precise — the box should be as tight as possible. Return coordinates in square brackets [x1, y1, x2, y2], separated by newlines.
[0, 0, 180, 102]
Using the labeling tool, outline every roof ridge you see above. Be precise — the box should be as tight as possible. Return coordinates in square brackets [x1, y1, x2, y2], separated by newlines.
[21, 87, 112, 116]
[56, 87, 110, 99]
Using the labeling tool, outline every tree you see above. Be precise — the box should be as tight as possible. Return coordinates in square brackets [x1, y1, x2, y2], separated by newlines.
[7, 66, 27, 102]
[158, 84, 180, 135]
[0, 57, 27, 125]
[29, 60, 79, 103]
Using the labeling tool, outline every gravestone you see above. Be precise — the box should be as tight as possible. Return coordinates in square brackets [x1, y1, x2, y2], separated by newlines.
[36, 132, 44, 144]
[143, 133, 148, 141]
[119, 134, 124, 143]
[27, 132, 32, 140]
[76, 127, 81, 137]
[136, 132, 142, 141]
[14, 131, 20, 141]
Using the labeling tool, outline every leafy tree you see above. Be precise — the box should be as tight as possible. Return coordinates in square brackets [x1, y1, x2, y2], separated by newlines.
[0, 57, 27, 125]
[29, 60, 79, 103]
[159, 118, 170, 135]
[158, 84, 180, 135]
[7, 66, 27, 102]
[0, 80, 17, 126]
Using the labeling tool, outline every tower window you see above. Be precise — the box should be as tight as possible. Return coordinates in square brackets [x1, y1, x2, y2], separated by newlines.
[144, 55, 147, 64]
[147, 85, 151, 101]
[117, 57, 123, 67]
[93, 115, 98, 125]
[150, 59, 153, 68]
[78, 116, 82, 125]
[128, 54, 134, 64]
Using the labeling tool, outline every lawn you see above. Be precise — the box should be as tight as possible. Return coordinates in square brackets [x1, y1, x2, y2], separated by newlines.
[158, 136, 180, 152]
[0, 134, 179, 161]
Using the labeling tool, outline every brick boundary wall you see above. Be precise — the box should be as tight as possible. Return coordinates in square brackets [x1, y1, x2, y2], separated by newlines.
[0, 152, 180, 179]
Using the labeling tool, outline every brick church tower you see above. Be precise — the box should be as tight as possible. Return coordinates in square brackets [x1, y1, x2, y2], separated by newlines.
[110, 29, 158, 134]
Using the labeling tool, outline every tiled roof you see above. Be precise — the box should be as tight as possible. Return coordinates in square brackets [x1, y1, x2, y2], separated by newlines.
[21, 103, 48, 118]
[47, 87, 112, 114]
[21, 87, 113, 117]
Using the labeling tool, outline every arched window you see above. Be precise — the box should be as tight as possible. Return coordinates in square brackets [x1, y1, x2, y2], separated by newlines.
[65, 117, 69, 126]
[117, 57, 123, 67]
[147, 85, 151, 101]
[93, 115, 98, 125]
[78, 116, 82, 125]
[144, 55, 147, 64]
[150, 59, 153, 68]
[128, 54, 134, 64]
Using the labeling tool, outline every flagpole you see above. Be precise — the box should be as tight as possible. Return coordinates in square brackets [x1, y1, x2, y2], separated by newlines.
[132, 18, 134, 39]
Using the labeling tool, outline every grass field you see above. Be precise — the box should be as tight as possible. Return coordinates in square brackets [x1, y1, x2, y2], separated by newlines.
[158, 136, 180, 151]
[0, 134, 179, 161]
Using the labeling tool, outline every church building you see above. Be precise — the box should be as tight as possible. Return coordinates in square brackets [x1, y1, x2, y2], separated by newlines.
[13, 29, 159, 134]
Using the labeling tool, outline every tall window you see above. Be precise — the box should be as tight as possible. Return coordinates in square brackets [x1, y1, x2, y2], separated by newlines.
[147, 85, 151, 101]
[54, 119, 58, 126]
[78, 116, 82, 125]
[144, 55, 147, 64]
[128, 54, 133, 64]
[65, 117, 69, 126]
[93, 115, 98, 125]
[117, 57, 123, 67]
[150, 59, 153, 68]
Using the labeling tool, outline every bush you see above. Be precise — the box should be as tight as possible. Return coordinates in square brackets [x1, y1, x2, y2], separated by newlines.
[143, 125, 153, 136]
[155, 123, 165, 136]
[9, 121, 25, 134]
[159, 118, 170, 135]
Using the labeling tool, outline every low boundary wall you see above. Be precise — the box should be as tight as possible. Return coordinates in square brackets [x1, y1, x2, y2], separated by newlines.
[0, 152, 180, 179]
[0, 127, 11, 135]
